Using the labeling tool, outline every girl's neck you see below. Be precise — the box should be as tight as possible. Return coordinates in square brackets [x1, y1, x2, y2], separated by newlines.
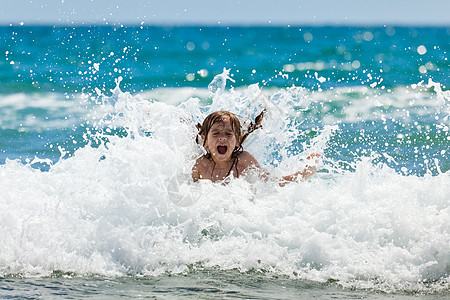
[211, 157, 232, 169]
[210, 155, 239, 180]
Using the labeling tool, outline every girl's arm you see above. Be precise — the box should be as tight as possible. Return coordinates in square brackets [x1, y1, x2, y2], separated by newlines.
[192, 165, 200, 182]
[241, 152, 321, 186]
[280, 153, 320, 184]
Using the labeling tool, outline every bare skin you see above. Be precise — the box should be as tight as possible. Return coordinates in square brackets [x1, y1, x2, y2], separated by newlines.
[192, 119, 320, 184]
[192, 150, 261, 182]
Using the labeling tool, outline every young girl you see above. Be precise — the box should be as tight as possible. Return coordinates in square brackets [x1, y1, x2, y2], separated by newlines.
[192, 111, 320, 184]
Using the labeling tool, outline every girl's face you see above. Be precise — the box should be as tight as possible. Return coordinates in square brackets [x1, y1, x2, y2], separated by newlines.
[204, 119, 239, 164]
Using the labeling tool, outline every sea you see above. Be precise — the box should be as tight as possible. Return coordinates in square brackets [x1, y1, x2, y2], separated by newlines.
[0, 25, 449, 299]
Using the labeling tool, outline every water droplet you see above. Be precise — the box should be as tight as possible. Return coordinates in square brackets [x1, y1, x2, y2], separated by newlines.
[417, 45, 427, 55]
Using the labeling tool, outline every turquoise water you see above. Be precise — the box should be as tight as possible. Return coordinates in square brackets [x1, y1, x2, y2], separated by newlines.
[0, 25, 449, 298]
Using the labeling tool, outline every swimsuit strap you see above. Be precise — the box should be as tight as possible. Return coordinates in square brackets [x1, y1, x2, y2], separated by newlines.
[209, 156, 238, 180]
[225, 154, 239, 178]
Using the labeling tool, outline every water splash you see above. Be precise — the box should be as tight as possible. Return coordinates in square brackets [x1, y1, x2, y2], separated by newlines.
[0, 75, 448, 294]
[207, 68, 235, 94]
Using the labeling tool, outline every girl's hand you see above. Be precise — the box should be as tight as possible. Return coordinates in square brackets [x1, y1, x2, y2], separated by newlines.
[306, 153, 321, 162]
[301, 153, 321, 180]
[280, 153, 321, 185]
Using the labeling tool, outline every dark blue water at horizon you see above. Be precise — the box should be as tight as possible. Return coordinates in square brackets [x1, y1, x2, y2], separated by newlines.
[1, 25, 448, 94]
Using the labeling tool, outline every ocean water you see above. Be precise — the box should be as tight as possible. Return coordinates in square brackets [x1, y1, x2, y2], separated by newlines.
[0, 25, 449, 299]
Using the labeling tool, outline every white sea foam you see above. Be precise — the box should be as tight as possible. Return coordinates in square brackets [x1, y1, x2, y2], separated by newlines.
[1, 79, 446, 132]
[0, 79, 448, 293]
[0, 92, 93, 131]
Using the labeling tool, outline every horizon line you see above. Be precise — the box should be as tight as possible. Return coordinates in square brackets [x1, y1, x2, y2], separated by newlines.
[1, 21, 449, 28]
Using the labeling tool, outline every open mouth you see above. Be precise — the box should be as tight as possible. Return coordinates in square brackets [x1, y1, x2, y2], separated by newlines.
[217, 145, 228, 155]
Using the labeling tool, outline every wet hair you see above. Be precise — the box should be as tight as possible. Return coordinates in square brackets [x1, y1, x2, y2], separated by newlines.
[198, 111, 242, 154]
[196, 109, 266, 147]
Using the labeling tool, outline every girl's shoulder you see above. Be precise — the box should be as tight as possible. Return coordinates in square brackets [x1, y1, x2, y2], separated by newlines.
[239, 150, 255, 159]
[237, 150, 254, 158]
[194, 155, 212, 169]
[192, 155, 214, 181]
[237, 151, 260, 169]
